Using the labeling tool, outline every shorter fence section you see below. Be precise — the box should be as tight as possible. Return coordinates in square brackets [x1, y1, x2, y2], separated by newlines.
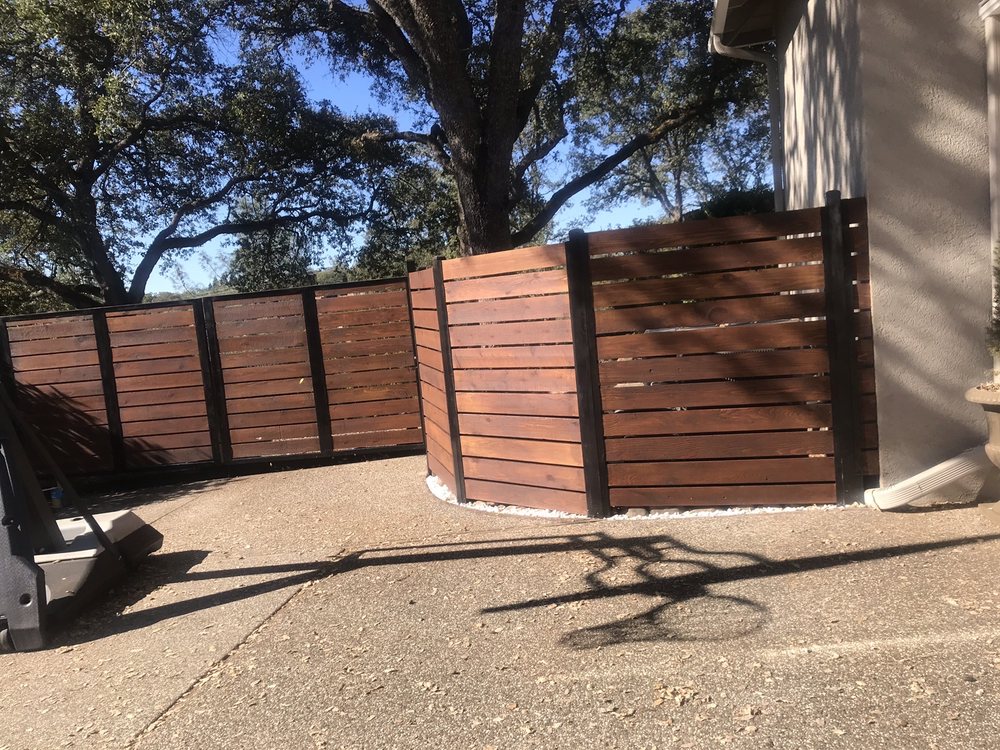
[440, 244, 588, 515]
[410, 191, 878, 516]
[408, 267, 456, 489]
[1, 279, 425, 479]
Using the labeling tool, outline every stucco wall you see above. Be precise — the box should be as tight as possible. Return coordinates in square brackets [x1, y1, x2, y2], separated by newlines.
[777, 0, 865, 209]
[775, 0, 993, 485]
[860, 1, 992, 483]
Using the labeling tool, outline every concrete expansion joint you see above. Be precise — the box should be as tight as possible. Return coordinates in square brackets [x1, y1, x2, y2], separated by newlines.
[121, 548, 353, 749]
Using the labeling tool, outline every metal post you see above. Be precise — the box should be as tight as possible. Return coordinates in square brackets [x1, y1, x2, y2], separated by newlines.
[433, 257, 467, 503]
[565, 230, 612, 518]
[822, 190, 866, 504]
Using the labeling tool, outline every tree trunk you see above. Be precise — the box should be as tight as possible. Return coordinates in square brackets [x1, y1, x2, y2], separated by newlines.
[71, 192, 130, 306]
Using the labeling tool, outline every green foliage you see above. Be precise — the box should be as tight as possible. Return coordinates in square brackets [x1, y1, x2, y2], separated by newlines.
[243, 0, 767, 253]
[223, 213, 318, 293]
[0, 0, 400, 306]
[572, 1, 769, 222]
[685, 185, 776, 221]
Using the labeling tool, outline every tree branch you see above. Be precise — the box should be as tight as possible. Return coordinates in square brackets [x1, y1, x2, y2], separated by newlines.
[380, 129, 451, 168]
[0, 264, 102, 309]
[128, 206, 369, 301]
[511, 97, 715, 246]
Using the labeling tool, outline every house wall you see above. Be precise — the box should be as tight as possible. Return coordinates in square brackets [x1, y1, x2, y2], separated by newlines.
[859, 1, 992, 483]
[775, 0, 993, 485]
[777, 0, 865, 209]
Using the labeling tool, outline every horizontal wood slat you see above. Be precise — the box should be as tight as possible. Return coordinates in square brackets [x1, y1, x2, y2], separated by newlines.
[441, 244, 566, 280]
[611, 484, 836, 508]
[590, 237, 823, 281]
[445, 269, 568, 303]
[465, 479, 587, 515]
[447, 295, 570, 326]
[597, 320, 828, 359]
[586, 207, 822, 255]
[601, 375, 831, 411]
[608, 457, 835, 487]
[603, 404, 833, 437]
[605, 430, 834, 462]
[592, 265, 826, 309]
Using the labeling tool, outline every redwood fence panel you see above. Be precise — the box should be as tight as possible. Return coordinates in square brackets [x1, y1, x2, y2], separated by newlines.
[317, 281, 423, 451]
[106, 303, 214, 468]
[414, 191, 879, 516]
[4, 313, 114, 475]
[0, 278, 425, 479]
[407, 266, 456, 490]
[436, 243, 588, 515]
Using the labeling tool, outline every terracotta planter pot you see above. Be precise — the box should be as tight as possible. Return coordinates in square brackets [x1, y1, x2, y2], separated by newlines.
[966, 386, 1000, 469]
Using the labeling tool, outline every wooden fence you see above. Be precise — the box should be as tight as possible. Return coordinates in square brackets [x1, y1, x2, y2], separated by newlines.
[411, 192, 878, 515]
[1, 279, 424, 477]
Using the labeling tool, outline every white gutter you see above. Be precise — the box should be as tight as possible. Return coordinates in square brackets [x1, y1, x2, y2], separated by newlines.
[708, 33, 787, 211]
[863, 447, 994, 511]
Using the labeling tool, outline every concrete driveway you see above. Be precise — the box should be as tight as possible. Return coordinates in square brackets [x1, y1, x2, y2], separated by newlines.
[2, 455, 1000, 749]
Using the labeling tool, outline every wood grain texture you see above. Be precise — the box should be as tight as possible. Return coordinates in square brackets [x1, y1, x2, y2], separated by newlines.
[586, 207, 822, 255]
[608, 457, 835, 487]
[441, 243, 566, 280]
[605, 430, 833, 462]
[465, 479, 587, 514]
[611, 483, 836, 508]
[600, 375, 831, 411]
[463, 456, 586, 492]
[602, 404, 833, 437]
[590, 237, 823, 282]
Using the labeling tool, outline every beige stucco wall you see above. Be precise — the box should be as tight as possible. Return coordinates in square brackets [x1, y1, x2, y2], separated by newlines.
[860, 1, 992, 483]
[776, 0, 993, 485]
[777, 0, 865, 208]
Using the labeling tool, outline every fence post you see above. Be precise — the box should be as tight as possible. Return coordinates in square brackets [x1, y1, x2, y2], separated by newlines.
[198, 298, 233, 464]
[821, 190, 865, 504]
[91, 310, 126, 473]
[433, 257, 467, 503]
[0, 322, 17, 406]
[301, 290, 334, 455]
[565, 230, 611, 518]
[193, 299, 227, 465]
[404, 260, 429, 462]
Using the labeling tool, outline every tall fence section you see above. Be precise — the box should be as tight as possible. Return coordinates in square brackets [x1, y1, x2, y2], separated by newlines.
[2, 280, 424, 476]
[3, 193, 878, 514]
[412, 193, 878, 515]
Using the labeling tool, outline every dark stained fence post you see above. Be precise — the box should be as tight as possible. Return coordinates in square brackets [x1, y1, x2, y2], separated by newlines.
[199, 298, 233, 464]
[404, 260, 428, 457]
[433, 257, 467, 503]
[193, 299, 226, 466]
[301, 290, 334, 455]
[0, 322, 17, 406]
[565, 230, 612, 518]
[91, 310, 126, 472]
[822, 190, 865, 504]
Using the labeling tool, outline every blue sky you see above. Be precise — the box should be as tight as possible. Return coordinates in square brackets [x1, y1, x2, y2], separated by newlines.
[145, 51, 658, 293]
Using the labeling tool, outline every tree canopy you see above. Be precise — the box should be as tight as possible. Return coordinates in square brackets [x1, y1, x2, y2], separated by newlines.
[246, 0, 766, 255]
[0, 0, 399, 307]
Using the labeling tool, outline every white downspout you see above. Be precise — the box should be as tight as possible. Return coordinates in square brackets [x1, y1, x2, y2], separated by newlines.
[709, 35, 787, 211]
[863, 447, 994, 511]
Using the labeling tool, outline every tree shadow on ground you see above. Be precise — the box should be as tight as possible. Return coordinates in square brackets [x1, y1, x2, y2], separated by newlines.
[54, 530, 1000, 650]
